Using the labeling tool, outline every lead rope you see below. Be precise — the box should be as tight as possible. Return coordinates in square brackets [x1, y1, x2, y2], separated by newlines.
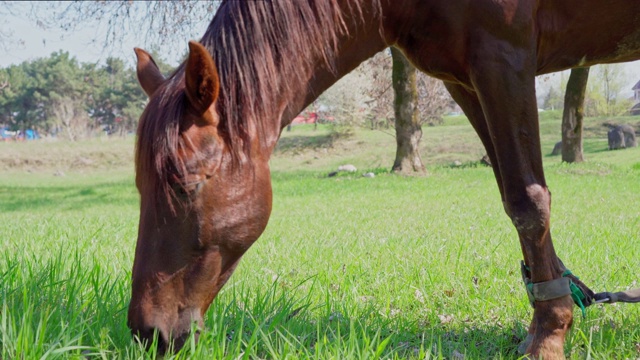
[521, 261, 640, 318]
[593, 288, 640, 304]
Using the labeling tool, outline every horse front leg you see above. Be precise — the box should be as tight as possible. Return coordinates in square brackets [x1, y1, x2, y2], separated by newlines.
[465, 50, 574, 359]
[446, 80, 570, 357]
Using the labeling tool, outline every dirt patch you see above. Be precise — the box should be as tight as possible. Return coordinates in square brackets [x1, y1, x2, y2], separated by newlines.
[0, 138, 134, 173]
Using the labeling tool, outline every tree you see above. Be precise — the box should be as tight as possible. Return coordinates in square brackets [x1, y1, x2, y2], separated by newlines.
[361, 48, 450, 174]
[49, 96, 89, 141]
[585, 64, 631, 116]
[90, 58, 141, 136]
[43, 52, 92, 138]
[543, 85, 564, 111]
[1, 2, 194, 140]
[363, 50, 450, 128]
[390, 47, 425, 174]
[0, 50, 166, 139]
[561, 67, 589, 163]
[315, 70, 370, 129]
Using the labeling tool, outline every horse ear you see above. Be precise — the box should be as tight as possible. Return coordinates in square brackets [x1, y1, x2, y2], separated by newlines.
[185, 41, 220, 116]
[134, 48, 165, 97]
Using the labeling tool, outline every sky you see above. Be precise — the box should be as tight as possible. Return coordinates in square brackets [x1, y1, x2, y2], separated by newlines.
[0, 2, 209, 68]
[2, 2, 640, 98]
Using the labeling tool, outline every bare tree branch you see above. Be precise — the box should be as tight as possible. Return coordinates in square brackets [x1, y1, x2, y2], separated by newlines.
[0, 2, 26, 51]
[360, 49, 452, 129]
[28, 1, 220, 60]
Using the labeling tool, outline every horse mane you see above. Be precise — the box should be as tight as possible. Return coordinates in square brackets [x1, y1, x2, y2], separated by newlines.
[135, 77, 188, 211]
[135, 0, 379, 210]
[199, 0, 379, 151]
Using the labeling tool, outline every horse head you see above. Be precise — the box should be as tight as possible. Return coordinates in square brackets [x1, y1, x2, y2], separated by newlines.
[127, 41, 272, 353]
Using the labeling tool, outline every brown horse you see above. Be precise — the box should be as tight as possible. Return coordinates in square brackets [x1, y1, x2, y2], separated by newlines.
[128, 0, 640, 357]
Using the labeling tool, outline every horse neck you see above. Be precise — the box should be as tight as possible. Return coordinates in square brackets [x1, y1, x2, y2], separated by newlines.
[537, 0, 640, 73]
[279, 22, 388, 135]
[205, 1, 387, 156]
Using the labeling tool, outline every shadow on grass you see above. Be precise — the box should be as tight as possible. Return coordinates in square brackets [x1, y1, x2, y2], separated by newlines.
[0, 180, 137, 213]
[197, 297, 528, 359]
[193, 278, 531, 359]
[274, 133, 340, 153]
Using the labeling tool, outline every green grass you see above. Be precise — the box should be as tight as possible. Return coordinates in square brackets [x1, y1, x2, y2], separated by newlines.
[1, 114, 640, 358]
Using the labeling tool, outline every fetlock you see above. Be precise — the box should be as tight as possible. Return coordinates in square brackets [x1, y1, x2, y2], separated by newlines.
[524, 296, 573, 359]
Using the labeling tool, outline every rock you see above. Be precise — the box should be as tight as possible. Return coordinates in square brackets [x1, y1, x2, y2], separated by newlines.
[551, 141, 562, 156]
[619, 124, 637, 148]
[362, 172, 375, 178]
[337, 164, 357, 172]
[608, 128, 624, 149]
[608, 125, 636, 150]
[453, 160, 462, 167]
[480, 154, 492, 167]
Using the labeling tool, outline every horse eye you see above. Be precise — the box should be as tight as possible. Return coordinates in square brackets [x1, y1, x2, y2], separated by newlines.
[195, 182, 204, 193]
[173, 180, 204, 199]
[174, 185, 189, 198]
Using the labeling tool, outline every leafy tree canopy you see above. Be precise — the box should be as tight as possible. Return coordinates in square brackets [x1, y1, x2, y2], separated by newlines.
[0, 51, 173, 139]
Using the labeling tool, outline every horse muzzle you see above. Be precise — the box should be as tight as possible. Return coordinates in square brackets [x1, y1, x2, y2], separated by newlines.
[128, 299, 203, 354]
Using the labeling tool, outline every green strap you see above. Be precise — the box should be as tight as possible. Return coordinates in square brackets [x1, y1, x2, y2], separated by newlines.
[562, 270, 588, 317]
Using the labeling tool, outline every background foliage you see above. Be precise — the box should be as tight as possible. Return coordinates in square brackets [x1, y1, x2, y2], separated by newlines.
[0, 51, 173, 139]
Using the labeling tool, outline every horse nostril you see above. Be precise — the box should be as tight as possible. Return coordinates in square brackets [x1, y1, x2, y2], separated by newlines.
[155, 333, 169, 355]
[172, 330, 191, 352]
[130, 317, 200, 354]
[133, 326, 168, 354]
[166, 327, 198, 353]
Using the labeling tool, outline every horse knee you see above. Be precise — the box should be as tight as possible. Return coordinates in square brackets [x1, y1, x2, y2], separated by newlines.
[505, 184, 551, 240]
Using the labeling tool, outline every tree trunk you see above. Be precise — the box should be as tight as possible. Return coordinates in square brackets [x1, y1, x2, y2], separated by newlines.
[561, 67, 589, 163]
[390, 47, 426, 175]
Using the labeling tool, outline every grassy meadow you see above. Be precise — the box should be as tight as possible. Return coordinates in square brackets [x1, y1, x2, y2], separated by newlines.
[1, 111, 640, 359]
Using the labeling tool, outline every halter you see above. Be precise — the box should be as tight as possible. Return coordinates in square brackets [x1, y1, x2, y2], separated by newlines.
[520, 261, 640, 317]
